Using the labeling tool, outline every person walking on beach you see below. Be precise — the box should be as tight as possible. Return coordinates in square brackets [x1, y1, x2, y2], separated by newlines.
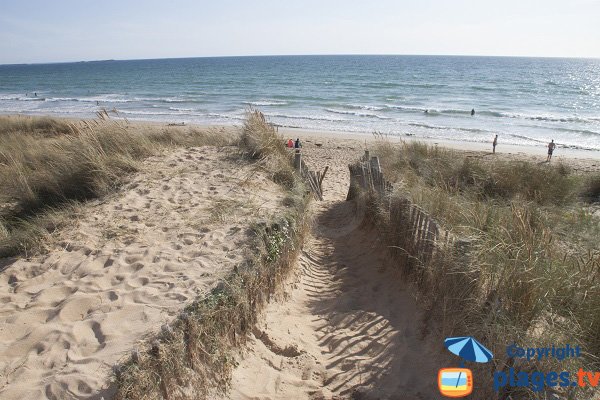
[547, 139, 556, 162]
[492, 135, 498, 154]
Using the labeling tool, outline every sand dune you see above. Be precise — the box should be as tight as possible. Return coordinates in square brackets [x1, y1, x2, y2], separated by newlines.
[0, 146, 286, 399]
[3, 128, 596, 399]
[226, 143, 447, 399]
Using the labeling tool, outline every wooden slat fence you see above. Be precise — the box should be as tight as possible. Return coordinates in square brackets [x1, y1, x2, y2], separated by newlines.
[348, 150, 448, 272]
[293, 150, 325, 201]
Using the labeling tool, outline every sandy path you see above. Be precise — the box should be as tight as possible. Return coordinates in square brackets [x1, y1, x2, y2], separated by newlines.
[0, 146, 286, 400]
[227, 143, 443, 399]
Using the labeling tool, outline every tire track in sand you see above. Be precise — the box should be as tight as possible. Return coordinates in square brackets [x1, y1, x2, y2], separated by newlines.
[227, 145, 442, 400]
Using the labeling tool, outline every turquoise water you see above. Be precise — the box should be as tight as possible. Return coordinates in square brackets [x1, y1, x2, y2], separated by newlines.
[1, 55, 599, 150]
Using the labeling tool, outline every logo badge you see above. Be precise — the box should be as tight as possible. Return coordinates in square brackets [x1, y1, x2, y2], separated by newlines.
[438, 368, 473, 398]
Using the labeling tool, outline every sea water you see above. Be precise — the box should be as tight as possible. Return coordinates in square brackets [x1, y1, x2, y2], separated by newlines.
[1, 55, 599, 151]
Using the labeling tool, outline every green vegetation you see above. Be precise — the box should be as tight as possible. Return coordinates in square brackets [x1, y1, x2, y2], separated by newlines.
[370, 140, 600, 399]
[0, 113, 231, 257]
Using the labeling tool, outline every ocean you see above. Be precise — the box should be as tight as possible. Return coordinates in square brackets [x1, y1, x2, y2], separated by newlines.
[1, 55, 599, 151]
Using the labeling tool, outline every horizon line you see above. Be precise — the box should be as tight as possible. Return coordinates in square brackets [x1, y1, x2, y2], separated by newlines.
[1, 53, 599, 67]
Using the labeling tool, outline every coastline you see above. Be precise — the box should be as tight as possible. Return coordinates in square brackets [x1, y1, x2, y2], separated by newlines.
[278, 126, 600, 161]
[125, 117, 600, 170]
[125, 117, 600, 172]
[4, 113, 600, 166]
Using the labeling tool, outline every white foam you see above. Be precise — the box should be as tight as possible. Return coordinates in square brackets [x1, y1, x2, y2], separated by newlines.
[244, 100, 288, 106]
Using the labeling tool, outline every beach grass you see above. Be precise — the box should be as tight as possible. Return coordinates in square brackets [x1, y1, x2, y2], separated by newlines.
[0, 114, 231, 258]
[369, 139, 600, 399]
[0, 114, 75, 136]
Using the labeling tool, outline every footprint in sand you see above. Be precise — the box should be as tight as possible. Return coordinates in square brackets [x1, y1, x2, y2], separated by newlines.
[58, 297, 99, 322]
[128, 262, 145, 272]
[124, 255, 142, 264]
[107, 291, 119, 301]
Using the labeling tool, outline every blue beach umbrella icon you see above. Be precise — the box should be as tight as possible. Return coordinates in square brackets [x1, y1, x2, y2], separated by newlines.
[444, 336, 493, 389]
[444, 336, 493, 363]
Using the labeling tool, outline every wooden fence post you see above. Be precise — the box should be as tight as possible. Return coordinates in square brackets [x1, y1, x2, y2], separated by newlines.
[318, 166, 329, 191]
[370, 156, 381, 173]
[294, 150, 302, 173]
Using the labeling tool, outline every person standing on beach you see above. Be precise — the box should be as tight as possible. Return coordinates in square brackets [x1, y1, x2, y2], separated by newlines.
[492, 135, 498, 154]
[547, 139, 556, 162]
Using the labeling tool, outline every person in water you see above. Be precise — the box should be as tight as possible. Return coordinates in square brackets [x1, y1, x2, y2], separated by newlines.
[492, 135, 498, 154]
[471, 108, 475, 116]
[547, 139, 556, 162]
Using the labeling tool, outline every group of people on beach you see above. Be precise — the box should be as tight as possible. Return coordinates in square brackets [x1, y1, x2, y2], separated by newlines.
[288, 133, 557, 162]
[471, 108, 558, 161]
[491, 134, 557, 161]
[286, 138, 302, 149]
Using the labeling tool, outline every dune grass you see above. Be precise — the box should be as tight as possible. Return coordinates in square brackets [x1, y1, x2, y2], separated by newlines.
[368, 139, 600, 399]
[239, 110, 297, 190]
[0, 114, 231, 258]
[113, 111, 311, 399]
[0, 114, 75, 136]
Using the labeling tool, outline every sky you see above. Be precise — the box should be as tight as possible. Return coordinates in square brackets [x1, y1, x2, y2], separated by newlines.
[1, 0, 599, 64]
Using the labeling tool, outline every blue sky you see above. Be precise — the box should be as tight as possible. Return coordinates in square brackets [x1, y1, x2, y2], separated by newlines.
[1, 0, 599, 64]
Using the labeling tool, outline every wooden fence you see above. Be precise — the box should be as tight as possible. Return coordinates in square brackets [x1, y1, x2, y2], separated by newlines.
[347, 151, 393, 199]
[348, 151, 449, 271]
[293, 150, 326, 201]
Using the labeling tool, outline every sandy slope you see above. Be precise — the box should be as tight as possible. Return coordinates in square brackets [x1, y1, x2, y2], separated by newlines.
[226, 143, 446, 399]
[0, 146, 286, 400]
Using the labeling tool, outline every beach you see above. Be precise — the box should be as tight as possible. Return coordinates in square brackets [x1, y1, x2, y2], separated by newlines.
[72, 117, 600, 168]
[280, 126, 600, 171]
[1, 114, 599, 399]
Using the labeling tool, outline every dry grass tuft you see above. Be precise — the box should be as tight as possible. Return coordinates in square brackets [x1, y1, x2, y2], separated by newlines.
[0, 115, 232, 258]
[238, 110, 296, 188]
[239, 110, 287, 160]
[0, 114, 75, 136]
